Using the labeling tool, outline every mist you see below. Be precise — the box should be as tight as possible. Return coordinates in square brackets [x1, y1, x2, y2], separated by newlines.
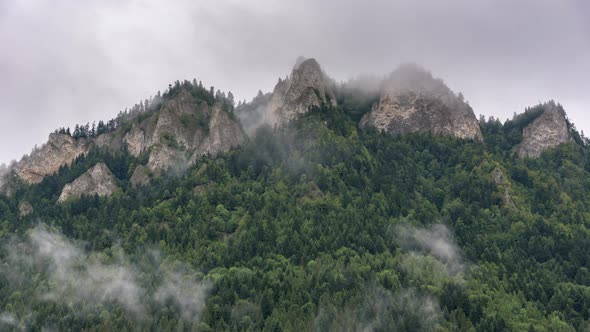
[0, 224, 210, 328]
[395, 223, 465, 276]
[1, 0, 589, 165]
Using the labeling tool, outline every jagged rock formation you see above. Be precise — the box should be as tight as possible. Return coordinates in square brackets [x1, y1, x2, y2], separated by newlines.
[13, 133, 89, 184]
[265, 57, 336, 126]
[18, 201, 33, 218]
[58, 162, 119, 202]
[130, 165, 150, 188]
[123, 121, 156, 157]
[359, 64, 483, 141]
[517, 102, 571, 158]
[5, 86, 244, 188]
[491, 167, 515, 208]
[145, 89, 244, 171]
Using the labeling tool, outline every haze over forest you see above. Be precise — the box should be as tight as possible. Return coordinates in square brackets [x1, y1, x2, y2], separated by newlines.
[3, 1, 590, 331]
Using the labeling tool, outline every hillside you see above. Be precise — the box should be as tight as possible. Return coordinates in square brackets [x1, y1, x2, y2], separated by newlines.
[0, 59, 588, 331]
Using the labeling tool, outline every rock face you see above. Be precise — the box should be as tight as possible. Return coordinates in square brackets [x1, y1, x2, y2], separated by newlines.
[14, 133, 89, 184]
[491, 167, 515, 208]
[145, 89, 245, 172]
[194, 105, 245, 157]
[123, 125, 153, 157]
[58, 163, 119, 202]
[517, 102, 571, 158]
[266, 57, 336, 126]
[359, 64, 483, 141]
[5, 85, 245, 188]
[130, 165, 150, 188]
[18, 201, 33, 218]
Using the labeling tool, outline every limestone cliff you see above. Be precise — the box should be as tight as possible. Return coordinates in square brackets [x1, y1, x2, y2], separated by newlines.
[359, 64, 483, 141]
[130, 165, 150, 188]
[58, 162, 119, 202]
[145, 89, 245, 172]
[517, 102, 571, 158]
[266, 57, 336, 126]
[194, 105, 244, 157]
[13, 133, 89, 184]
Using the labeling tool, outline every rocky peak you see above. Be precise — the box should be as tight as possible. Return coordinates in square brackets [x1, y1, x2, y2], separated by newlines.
[58, 162, 119, 202]
[266, 57, 336, 126]
[359, 64, 483, 141]
[14, 133, 89, 184]
[145, 88, 245, 172]
[517, 101, 572, 158]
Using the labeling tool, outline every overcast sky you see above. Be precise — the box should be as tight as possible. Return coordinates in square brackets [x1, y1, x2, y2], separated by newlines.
[1, 0, 588, 164]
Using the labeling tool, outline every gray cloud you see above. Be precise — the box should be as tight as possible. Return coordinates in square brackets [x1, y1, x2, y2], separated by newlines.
[1, 0, 589, 163]
[395, 224, 465, 275]
[1, 224, 210, 327]
[313, 286, 442, 332]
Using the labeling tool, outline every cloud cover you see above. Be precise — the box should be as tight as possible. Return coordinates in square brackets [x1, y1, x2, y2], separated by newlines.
[1, 0, 588, 163]
[0, 224, 210, 328]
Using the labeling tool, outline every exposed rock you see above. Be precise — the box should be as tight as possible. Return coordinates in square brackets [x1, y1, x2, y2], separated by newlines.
[266, 57, 336, 126]
[123, 126, 149, 157]
[491, 167, 515, 208]
[359, 64, 483, 141]
[147, 145, 187, 172]
[18, 201, 33, 218]
[517, 102, 571, 158]
[58, 162, 119, 202]
[94, 131, 124, 151]
[144, 89, 244, 172]
[14, 133, 89, 184]
[193, 105, 244, 157]
[130, 165, 150, 188]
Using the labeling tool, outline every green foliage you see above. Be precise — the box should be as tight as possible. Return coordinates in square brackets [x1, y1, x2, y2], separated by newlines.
[1, 101, 590, 330]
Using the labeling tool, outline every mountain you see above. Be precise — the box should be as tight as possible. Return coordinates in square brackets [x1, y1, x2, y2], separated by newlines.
[236, 57, 336, 133]
[58, 162, 119, 202]
[13, 132, 89, 184]
[2, 57, 590, 331]
[517, 101, 572, 158]
[0, 81, 244, 196]
[266, 57, 337, 127]
[359, 63, 483, 141]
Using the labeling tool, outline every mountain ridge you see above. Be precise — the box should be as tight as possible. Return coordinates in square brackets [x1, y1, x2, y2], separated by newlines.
[0, 58, 580, 197]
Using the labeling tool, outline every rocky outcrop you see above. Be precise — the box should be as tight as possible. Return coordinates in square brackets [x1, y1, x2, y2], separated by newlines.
[13, 133, 89, 184]
[18, 201, 33, 218]
[194, 105, 244, 157]
[491, 167, 515, 208]
[517, 102, 571, 158]
[124, 126, 149, 157]
[359, 64, 483, 141]
[266, 57, 336, 126]
[145, 89, 245, 172]
[58, 162, 119, 202]
[130, 165, 150, 188]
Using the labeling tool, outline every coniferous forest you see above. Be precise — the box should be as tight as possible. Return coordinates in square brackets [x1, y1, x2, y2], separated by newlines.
[2, 84, 590, 331]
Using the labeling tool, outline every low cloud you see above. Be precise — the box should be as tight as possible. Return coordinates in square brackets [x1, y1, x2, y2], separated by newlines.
[0, 224, 211, 327]
[0, 312, 18, 328]
[313, 286, 441, 332]
[395, 223, 464, 275]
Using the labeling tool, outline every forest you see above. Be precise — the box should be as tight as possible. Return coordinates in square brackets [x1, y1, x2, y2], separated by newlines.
[1, 92, 590, 331]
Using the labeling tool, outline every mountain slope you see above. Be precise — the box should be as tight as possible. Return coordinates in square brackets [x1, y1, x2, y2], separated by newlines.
[0, 60, 589, 331]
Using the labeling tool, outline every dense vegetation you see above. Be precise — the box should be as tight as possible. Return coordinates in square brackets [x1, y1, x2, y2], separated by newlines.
[2, 97, 590, 331]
